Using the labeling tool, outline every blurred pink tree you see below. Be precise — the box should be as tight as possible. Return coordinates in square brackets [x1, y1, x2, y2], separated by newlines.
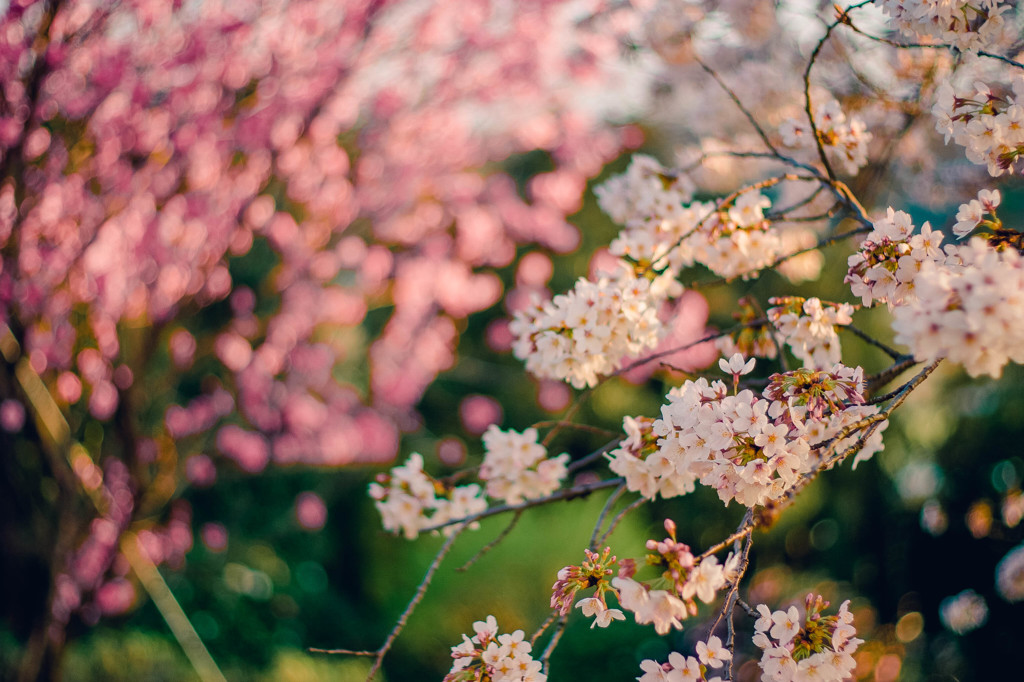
[0, 0, 689, 677]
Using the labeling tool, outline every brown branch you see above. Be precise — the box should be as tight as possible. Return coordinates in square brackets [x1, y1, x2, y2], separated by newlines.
[842, 324, 903, 360]
[596, 496, 647, 548]
[539, 615, 569, 674]
[866, 355, 918, 394]
[529, 610, 561, 648]
[724, 532, 754, 682]
[531, 421, 618, 438]
[589, 483, 627, 551]
[696, 57, 782, 157]
[843, 21, 1024, 70]
[420, 477, 626, 534]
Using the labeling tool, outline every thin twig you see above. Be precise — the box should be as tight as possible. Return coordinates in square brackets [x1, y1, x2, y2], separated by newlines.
[707, 529, 753, 639]
[696, 57, 781, 156]
[724, 532, 754, 682]
[843, 21, 1024, 70]
[569, 439, 623, 474]
[865, 385, 903, 405]
[312, 528, 463, 682]
[420, 477, 625, 533]
[842, 324, 903, 360]
[613, 319, 768, 378]
[542, 396, 586, 448]
[770, 205, 842, 223]
[698, 511, 755, 562]
[530, 421, 618, 438]
[589, 483, 627, 551]
[597, 496, 647, 547]
[678, 149, 821, 177]
[803, 24, 839, 180]
[530, 610, 561, 647]
[457, 511, 524, 572]
[866, 355, 918, 393]
[764, 184, 827, 220]
[736, 597, 758, 617]
[539, 615, 569, 674]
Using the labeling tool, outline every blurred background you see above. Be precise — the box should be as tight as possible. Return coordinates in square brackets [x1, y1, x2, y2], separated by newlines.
[1, 1, 1023, 680]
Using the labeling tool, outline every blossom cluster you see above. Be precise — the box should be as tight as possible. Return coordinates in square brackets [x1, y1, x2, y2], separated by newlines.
[932, 75, 1024, 176]
[877, 0, 1012, 52]
[767, 297, 855, 370]
[509, 268, 664, 388]
[596, 154, 696, 241]
[636, 635, 732, 682]
[596, 155, 699, 290]
[368, 454, 486, 539]
[607, 360, 885, 507]
[753, 595, 861, 682]
[445, 616, 545, 682]
[891, 237, 1024, 377]
[779, 97, 872, 175]
[480, 426, 569, 504]
[686, 193, 783, 280]
[845, 208, 944, 309]
[597, 161, 788, 281]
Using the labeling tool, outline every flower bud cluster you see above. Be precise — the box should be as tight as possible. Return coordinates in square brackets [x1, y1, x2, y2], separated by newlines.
[932, 76, 1024, 176]
[480, 426, 569, 504]
[891, 237, 1024, 377]
[763, 366, 886, 470]
[509, 268, 663, 388]
[878, 0, 1011, 52]
[636, 635, 732, 682]
[845, 208, 944, 309]
[445, 616, 545, 682]
[551, 547, 626, 628]
[753, 594, 861, 682]
[779, 98, 872, 175]
[368, 454, 486, 539]
[608, 362, 885, 506]
[767, 297, 854, 370]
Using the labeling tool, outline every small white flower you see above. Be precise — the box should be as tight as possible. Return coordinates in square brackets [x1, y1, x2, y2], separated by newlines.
[696, 635, 732, 669]
[770, 606, 801, 645]
[719, 352, 756, 376]
[592, 607, 625, 628]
